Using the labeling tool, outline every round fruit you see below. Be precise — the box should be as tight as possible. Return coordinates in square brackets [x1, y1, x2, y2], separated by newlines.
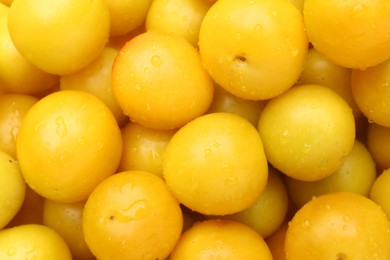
[8, 0, 110, 75]
[82, 170, 183, 260]
[60, 46, 128, 126]
[299, 48, 360, 119]
[43, 199, 94, 259]
[304, 0, 390, 68]
[199, 0, 308, 100]
[119, 122, 176, 178]
[258, 84, 355, 181]
[226, 167, 289, 238]
[351, 58, 390, 127]
[0, 15, 59, 94]
[285, 140, 377, 208]
[0, 224, 72, 259]
[370, 169, 390, 220]
[170, 219, 273, 260]
[285, 192, 390, 259]
[104, 0, 152, 36]
[207, 84, 267, 127]
[0, 93, 38, 159]
[163, 112, 268, 215]
[16, 90, 122, 203]
[0, 150, 25, 229]
[112, 30, 214, 130]
[366, 123, 390, 171]
[146, 0, 213, 46]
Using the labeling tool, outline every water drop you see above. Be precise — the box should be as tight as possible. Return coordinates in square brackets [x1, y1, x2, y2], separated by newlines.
[303, 143, 312, 153]
[224, 177, 238, 187]
[303, 219, 311, 230]
[97, 141, 104, 149]
[353, 3, 365, 12]
[254, 24, 262, 33]
[343, 215, 350, 222]
[99, 217, 107, 225]
[120, 182, 134, 194]
[240, 85, 248, 92]
[134, 83, 141, 91]
[282, 129, 290, 137]
[7, 247, 16, 256]
[55, 117, 67, 137]
[204, 149, 212, 158]
[115, 200, 151, 222]
[221, 163, 233, 172]
[151, 55, 162, 67]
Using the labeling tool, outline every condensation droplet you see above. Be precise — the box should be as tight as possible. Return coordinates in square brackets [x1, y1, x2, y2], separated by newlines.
[254, 24, 262, 33]
[99, 217, 107, 225]
[221, 164, 233, 173]
[353, 3, 365, 12]
[282, 129, 290, 137]
[151, 55, 162, 67]
[204, 149, 212, 158]
[115, 200, 151, 222]
[343, 215, 350, 222]
[55, 117, 67, 137]
[224, 177, 238, 187]
[7, 247, 16, 256]
[134, 83, 141, 91]
[356, 225, 362, 233]
[303, 143, 312, 153]
[97, 141, 104, 149]
[303, 219, 311, 230]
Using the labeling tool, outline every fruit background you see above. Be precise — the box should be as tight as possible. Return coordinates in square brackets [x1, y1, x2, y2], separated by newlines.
[1, 0, 390, 259]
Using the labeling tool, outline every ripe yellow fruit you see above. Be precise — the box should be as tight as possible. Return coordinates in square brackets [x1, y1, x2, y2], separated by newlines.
[8, 0, 110, 75]
[82, 170, 183, 260]
[0, 224, 72, 259]
[112, 31, 214, 130]
[199, 0, 308, 100]
[0, 151, 25, 229]
[285, 192, 390, 259]
[258, 84, 355, 181]
[16, 90, 122, 203]
[170, 219, 273, 260]
[163, 113, 268, 215]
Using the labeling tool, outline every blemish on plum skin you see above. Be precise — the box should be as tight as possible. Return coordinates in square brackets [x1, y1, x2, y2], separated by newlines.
[336, 252, 347, 260]
[234, 55, 247, 63]
[109, 215, 115, 221]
